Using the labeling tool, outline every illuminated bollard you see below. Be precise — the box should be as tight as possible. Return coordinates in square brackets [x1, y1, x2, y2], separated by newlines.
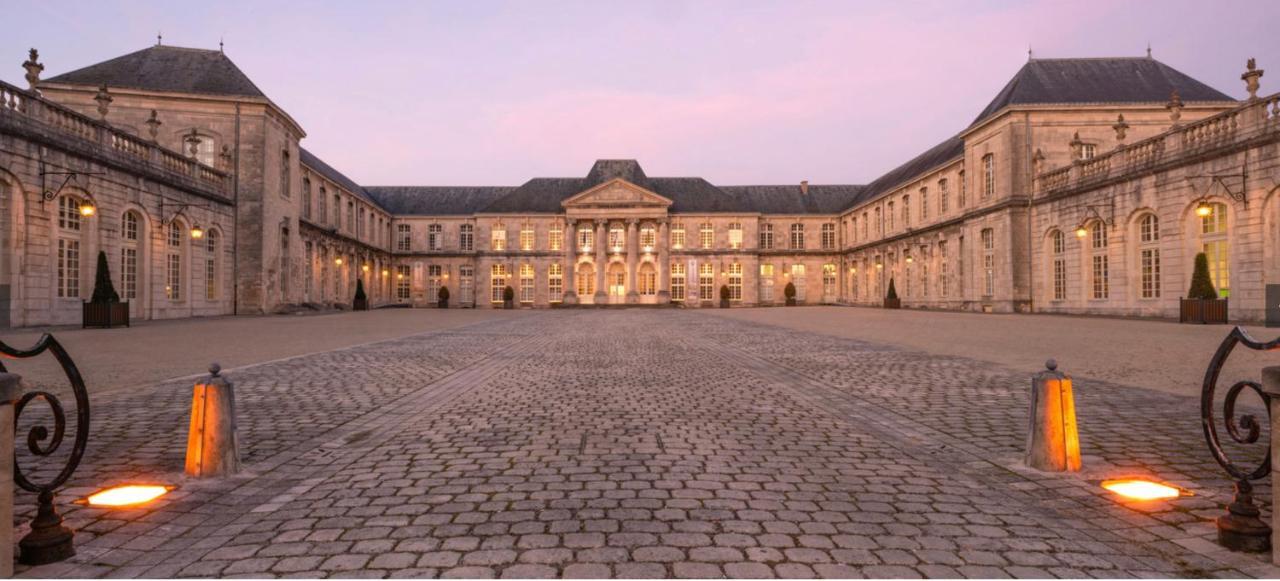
[185, 363, 240, 478]
[1025, 359, 1081, 472]
[0, 373, 19, 577]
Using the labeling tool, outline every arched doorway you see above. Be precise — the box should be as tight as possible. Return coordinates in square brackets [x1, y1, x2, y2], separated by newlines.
[577, 262, 596, 304]
[607, 262, 626, 303]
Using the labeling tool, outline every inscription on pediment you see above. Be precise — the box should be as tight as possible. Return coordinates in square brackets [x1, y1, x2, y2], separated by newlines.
[565, 180, 672, 208]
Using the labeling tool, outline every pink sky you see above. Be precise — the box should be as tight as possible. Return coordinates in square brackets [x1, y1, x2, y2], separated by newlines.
[6, 0, 1279, 186]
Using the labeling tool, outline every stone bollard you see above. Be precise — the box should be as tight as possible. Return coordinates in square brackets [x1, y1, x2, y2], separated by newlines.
[1025, 359, 1082, 472]
[1262, 366, 1280, 564]
[0, 373, 20, 578]
[185, 363, 240, 478]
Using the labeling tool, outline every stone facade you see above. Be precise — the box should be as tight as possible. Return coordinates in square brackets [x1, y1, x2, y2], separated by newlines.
[4, 45, 1278, 325]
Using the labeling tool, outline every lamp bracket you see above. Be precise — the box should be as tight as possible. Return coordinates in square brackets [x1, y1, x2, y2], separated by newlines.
[1075, 199, 1116, 230]
[1187, 174, 1248, 207]
[38, 160, 104, 206]
[159, 197, 212, 226]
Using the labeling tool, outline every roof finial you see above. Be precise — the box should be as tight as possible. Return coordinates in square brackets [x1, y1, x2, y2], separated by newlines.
[1027, 45, 1033, 62]
[157, 31, 162, 46]
[219, 36, 224, 53]
[1146, 42, 1152, 59]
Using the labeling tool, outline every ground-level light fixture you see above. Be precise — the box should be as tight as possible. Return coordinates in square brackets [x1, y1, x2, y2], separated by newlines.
[84, 484, 172, 507]
[1101, 479, 1181, 501]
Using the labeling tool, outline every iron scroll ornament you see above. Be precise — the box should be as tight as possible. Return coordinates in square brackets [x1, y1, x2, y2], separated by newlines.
[0, 333, 90, 565]
[1201, 326, 1272, 552]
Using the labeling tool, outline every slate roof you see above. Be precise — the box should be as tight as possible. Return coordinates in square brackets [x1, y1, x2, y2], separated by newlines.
[45, 45, 267, 98]
[852, 135, 965, 205]
[972, 57, 1236, 125]
[299, 148, 381, 205]
[363, 186, 516, 215]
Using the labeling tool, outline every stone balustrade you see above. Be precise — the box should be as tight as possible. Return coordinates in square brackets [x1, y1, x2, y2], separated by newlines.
[0, 79, 229, 195]
[1036, 92, 1280, 197]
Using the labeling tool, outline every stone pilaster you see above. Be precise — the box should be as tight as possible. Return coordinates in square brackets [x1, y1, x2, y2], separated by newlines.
[562, 220, 578, 304]
[594, 219, 607, 303]
[626, 219, 640, 304]
[657, 220, 671, 304]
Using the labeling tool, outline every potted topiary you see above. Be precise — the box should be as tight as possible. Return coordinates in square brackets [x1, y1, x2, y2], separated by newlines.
[503, 285, 515, 309]
[884, 277, 901, 309]
[719, 285, 731, 308]
[1181, 252, 1227, 323]
[84, 250, 129, 328]
[784, 282, 797, 306]
[353, 278, 369, 311]
[438, 285, 450, 309]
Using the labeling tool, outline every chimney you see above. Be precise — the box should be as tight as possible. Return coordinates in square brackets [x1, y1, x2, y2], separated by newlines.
[800, 180, 809, 195]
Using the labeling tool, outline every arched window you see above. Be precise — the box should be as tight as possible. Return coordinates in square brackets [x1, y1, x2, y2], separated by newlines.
[1138, 214, 1160, 299]
[121, 211, 143, 301]
[206, 228, 221, 301]
[56, 195, 85, 298]
[166, 219, 185, 301]
[1050, 230, 1066, 301]
[1201, 202, 1229, 297]
[610, 223, 625, 251]
[1089, 222, 1108, 300]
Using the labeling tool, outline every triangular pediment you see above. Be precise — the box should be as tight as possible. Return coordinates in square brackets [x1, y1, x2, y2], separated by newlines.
[562, 178, 672, 209]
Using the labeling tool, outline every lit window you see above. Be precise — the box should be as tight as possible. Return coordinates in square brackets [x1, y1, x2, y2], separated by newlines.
[759, 264, 775, 302]
[206, 229, 220, 301]
[1201, 203, 1229, 297]
[490, 264, 508, 302]
[699, 223, 714, 249]
[670, 262, 686, 302]
[167, 220, 184, 301]
[640, 224, 656, 249]
[549, 223, 563, 252]
[822, 263, 837, 298]
[1090, 223, 1109, 300]
[698, 263, 714, 300]
[396, 265, 411, 299]
[519, 263, 534, 302]
[520, 224, 535, 252]
[671, 224, 685, 249]
[491, 224, 507, 251]
[728, 223, 743, 250]
[1051, 230, 1066, 301]
[728, 263, 742, 301]
[549, 263, 563, 302]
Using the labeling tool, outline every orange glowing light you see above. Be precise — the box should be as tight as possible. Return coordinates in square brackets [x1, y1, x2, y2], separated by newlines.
[1102, 479, 1180, 501]
[86, 485, 170, 507]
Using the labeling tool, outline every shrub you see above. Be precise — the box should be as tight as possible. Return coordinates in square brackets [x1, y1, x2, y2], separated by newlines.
[503, 285, 515, 302]
[438, 286, 450, 301]
[90, 250, 120, 304]
[886, 278, 898, 300]
[1187, 252, 1219, 300]
[784, 282, 796, 299]
[354, 278, 367, 301]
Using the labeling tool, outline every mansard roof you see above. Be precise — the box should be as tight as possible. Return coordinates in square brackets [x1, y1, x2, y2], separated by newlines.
[853, 135, 965, 205]
[972, 57, 1235, 125]
[363, 186, 516, 215]
[300, 148, 382, 207]
[45, 45, 267, 98]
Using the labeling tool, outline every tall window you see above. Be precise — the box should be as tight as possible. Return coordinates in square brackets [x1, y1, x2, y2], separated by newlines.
[822, 263, 837, 298]
[396, 265, 411, 300]
[167, 220, 184, 301]
[958, 170, 967, 208]
[460, 224, 474, 251]
[887, 202, 895, 230]
[1139, 214, 1160, 299]
[520, 224, 535, 251]
[57, 195, 83, 299]
[427, 264, 442, 302]
[902, 195, 910, 227]
[639, 263, 656, 295]
[759, 264, 774, 302]
[1090, 223, 1109, 299]
[491, 223, 507, 251]
[938, 241, 949, 297]
[396, 224, 412, 251]
[1201, 202, 1229, 297]
[576, 263, 594, 297]
[332, 193, 340, 227]
[206, 229, 220, 301]
[280, 149, 291, 198]
[279, 226, 290, 297]
[302, 178, 312, 220]
[728, 263, 743, 301]
[1051, 230, 1066, 300]
[671, 223, 685, 249]
[357, 207, 366, 240]
[459, 265, 474, 304]
[699, 223, 714, 249]
[610, 224, 625, 251]
[640, 224, 656, 250]
[549, 263, 564, 302]
[981, 228, 994, 297]
[790, 223, 804, 249]
[939, 179, 949, 214]
[191, 133, 216, 166]
[791, 264, 806, 301]
[347, 200, 355, 232]
[121, 211, 140, 300]
[318, 186, 328, 224]
[698, 263, 714, 301]
[519, 263, 534, 302]
[428, 223, 443, 251]
[919, 188, 929, 221]
[304, 242, 313, 301]
[862, 212, 869, 239]
[821, 224, 835, 250]
[578, 225, 593, 252]
[728, 223, 743, 250]
[982, 154, 995, 199]
[759, 223, 774, 250]
[670, 262, 686, 302]
[550, 223, 563, 252]
[491, 264, 508, 302]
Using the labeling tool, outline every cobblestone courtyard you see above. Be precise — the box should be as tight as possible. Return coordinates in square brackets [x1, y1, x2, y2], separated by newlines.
[10, 310, 1280, 578]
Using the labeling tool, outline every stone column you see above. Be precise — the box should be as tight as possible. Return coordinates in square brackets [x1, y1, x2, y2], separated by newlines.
[0, 373, 18, 579]
[657, 220, 670, 304]
[563, 221, 578, 305]
[625, 219, 640, 304]
[594, 219, 608, 303]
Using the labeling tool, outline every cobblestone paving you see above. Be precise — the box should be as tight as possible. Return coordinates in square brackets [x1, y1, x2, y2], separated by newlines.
[12, 310, 1280, 578]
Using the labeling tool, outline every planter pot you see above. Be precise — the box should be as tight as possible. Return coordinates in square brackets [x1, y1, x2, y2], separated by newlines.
[438, 299, 448, 309]
[883, 297, 901, 309]
[83, 301, 129, 328]
[353, 298, 369, 311]
[1180, 298, 1228, 324]
[785, 297, 796, 306]
[504, 299, 514, 310]
[720, 299, 730, 308]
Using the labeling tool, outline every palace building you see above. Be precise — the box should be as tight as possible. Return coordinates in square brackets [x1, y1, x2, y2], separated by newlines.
[1, 44, 1277, 326]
